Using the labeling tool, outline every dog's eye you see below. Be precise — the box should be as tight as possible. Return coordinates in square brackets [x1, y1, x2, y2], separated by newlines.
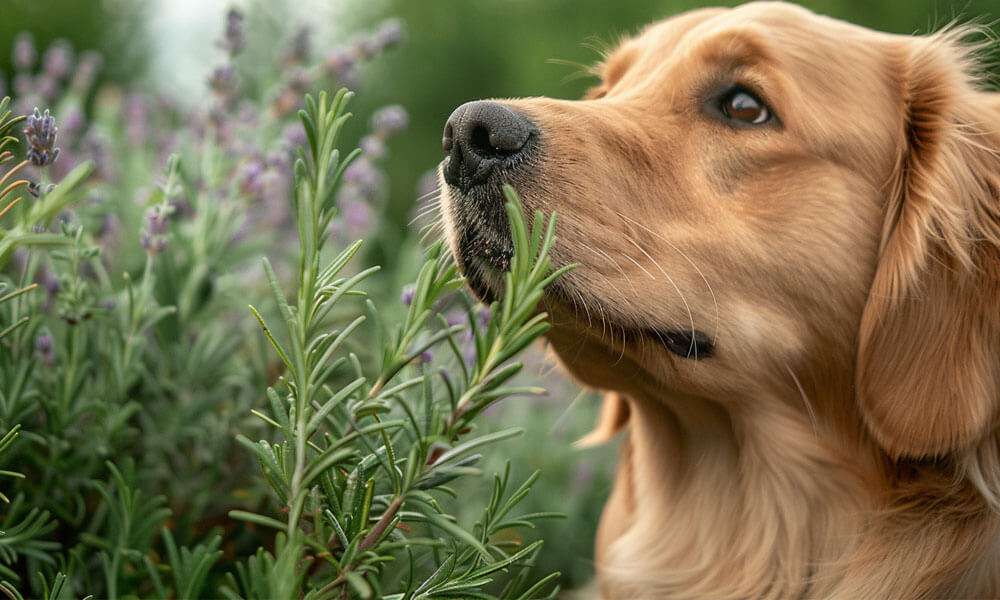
[721, 89, 771, 125]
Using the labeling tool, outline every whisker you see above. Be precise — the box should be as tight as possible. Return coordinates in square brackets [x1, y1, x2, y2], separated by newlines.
[615, 211, 721, 344]
[621, 234, 698, 357]
[584, 245, 639, 299]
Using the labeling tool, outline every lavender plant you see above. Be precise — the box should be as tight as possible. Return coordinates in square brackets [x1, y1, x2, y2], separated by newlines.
[0, 5, 599, 599]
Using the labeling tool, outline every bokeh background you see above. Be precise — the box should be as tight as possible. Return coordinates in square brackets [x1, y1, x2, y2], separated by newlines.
[2, 0, 997, 590]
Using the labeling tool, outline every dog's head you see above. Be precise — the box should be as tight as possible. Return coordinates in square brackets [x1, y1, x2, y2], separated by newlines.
[439, 2, 1000, 462]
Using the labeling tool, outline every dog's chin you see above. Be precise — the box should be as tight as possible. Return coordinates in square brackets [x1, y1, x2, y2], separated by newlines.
[440, 184, 514, 304]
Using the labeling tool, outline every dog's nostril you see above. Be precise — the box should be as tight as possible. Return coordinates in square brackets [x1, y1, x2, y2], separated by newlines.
[442, 123, 454, 153]
[469, 124, 499, 157]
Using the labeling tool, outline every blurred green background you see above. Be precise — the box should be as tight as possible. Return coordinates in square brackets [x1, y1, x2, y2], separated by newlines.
[2, 0, 997, 590]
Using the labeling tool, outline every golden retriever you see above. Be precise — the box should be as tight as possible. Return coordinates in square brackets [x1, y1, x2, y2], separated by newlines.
[437, 2, 1000, 598]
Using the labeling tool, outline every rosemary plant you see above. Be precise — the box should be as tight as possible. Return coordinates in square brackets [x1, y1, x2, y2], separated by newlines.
[231, 89, 568, 599]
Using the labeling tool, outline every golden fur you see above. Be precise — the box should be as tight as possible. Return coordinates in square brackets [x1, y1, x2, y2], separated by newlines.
[439, 2, 1000, 597]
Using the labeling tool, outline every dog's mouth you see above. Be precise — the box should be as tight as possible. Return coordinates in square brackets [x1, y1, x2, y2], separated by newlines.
[545, 283, 716, 360]
[441, 181, 715, 360]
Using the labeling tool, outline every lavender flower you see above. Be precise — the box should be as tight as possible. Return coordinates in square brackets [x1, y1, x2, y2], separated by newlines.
[219, 8, 245, 57]
[61, 107, 85, 141]
[359, 135, 385, 159]
[375, 19, 405, 49]
[208, 65, 239, 98]
[401, 284, 416, 306]
[371, 105, 408, 137]
[345, 197, 372, 230]
[27, 181, 55, 198]
[286, 25, 312, 65]
[24, 108, 60, 167]
[35, 75, 58, 101]
[42, 40, 73, 80]
[343, 159, 383, 197]
[71, 51, 103, 92]
[13, 33, 36, 71]
[477, 306, 491, 329]
[83, 131, 114, 182]
[238, 158, 266, 196]
[282, 122, 307, 150]
[124, 94, 150, 147]
[12, 73, 32, 97]
[140, 204, 173, 255]
[323, 47, 357, 84]
[35, 332, 55, 366]
[145, 204, 170, 236]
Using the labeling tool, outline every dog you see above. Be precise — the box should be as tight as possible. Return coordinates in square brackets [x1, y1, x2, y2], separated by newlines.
[437, 2, 1000, 597]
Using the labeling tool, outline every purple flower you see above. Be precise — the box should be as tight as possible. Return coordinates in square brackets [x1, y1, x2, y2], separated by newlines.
[238, 159, 266, 195]
[419, 349, 434, 364]
[343, 159, 383, 198]
[124, 94, 150, 147]
[98, 214, 121, 247]
[477, 306, 492, 329]
[444, 309, 465, 328]
[208, 65, 239, 97]
[324, 47, 356, 79]
[401, 284, 416, 306]
[282, 122, 307, 150]
[375, 19, 405, 49]
[83, 131, 114, 182]
[371, 105, 408, 136]
[13, 33, 36, 71]
[27, 181, 55, 198]
[340, 197, 372, 237]
[42, 40, 73, 80]
[145, 205, 170, 236]
[359, 135, 385, 159]
[219, 8, 245, 57]
[12, 73, 32, 97]
[140, 204, 173, 255]
[35, 333, 55, 366]
[355, 36, 382, 61]
[286, 25, 312, 64]
[34, 75, 58, 101]
[38, 266, 60, 297]
[61, 107, 85, 141]
[71, 51, 103, 92]
[24, 108, 60, 167]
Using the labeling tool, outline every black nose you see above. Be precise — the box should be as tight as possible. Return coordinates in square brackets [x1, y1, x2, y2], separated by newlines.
[442, 100, 535, 191]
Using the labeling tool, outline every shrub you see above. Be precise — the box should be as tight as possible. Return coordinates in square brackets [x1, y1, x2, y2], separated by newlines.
[0, 9, 576, 599]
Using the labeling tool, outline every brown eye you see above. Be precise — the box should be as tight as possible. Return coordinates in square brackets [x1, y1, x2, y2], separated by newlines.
[722, 89, 771, 125]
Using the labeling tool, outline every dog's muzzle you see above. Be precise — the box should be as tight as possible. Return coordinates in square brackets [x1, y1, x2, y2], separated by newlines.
[440, 101, 538, 301]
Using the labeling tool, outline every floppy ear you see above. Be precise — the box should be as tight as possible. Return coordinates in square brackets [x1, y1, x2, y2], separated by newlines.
[576, 392, 630, 448]
[856, 31, 1000, 459]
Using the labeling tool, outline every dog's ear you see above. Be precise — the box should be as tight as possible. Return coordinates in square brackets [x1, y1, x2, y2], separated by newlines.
[576, 392, 630, 448]
[856, 31, 1000, 459]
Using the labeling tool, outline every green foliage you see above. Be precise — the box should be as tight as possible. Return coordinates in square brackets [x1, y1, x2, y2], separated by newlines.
[0, 82, 570, 598]
[233, 90, 566, 598]
[0, 4, 618, 596]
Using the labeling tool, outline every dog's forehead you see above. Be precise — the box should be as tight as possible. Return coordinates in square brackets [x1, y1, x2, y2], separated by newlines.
[616, 2, 880, 66]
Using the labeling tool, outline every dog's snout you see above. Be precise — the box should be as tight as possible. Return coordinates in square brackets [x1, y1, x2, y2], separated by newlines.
[442, 100, 534, 191]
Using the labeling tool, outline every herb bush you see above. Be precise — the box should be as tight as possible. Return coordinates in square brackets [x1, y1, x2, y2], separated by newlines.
[0, 8, 606, 599]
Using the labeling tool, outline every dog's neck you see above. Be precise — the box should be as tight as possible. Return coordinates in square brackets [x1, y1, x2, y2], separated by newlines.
[595, 379, 1000, 599]
[596, 382, 878, 599]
